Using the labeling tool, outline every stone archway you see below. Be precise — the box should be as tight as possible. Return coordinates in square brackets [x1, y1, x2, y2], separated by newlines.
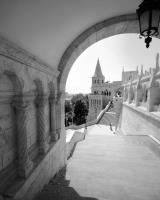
[57, 13, 159, 134]
[58, 13, 139, 92]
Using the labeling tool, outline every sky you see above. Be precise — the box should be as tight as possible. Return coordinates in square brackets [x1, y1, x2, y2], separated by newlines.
[66, 33, 160, 94]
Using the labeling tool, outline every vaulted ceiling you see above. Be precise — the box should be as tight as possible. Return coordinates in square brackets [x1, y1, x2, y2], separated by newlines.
[0, 0, 140, 70]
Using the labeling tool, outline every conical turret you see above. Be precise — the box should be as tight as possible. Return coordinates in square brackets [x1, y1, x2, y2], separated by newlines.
[91, 59, 105, 94]
[93, 59, 104, 78]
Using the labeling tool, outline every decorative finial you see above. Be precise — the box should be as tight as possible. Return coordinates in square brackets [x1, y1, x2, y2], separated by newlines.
[156, 53, 160, 72]
[136, 65, 139, 76]
[141, 65, 143, 76]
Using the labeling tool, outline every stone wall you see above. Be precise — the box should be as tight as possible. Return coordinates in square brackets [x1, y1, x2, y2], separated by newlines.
[123, 53, 160, 112]
[0, 35, 66, 199]
[119, 53, 160, 140]
[118, 103, 160, 141]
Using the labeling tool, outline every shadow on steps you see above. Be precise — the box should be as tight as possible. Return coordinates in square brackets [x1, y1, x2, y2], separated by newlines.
[66, 128, 87, 160]
[33, 166, 98, 200]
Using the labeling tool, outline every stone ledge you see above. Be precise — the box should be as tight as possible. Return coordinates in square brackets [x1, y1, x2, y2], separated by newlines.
[66, 131, 86, 159]
[123, 102, 160, 128]
[3, 137, 65, 200]
[0, 34, 59, 77]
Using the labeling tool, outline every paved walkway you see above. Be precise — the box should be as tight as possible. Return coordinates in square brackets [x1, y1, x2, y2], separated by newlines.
[34, 125, 160, 200]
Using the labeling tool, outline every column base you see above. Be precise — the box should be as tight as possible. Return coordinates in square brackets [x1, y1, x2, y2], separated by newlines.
[56, 129, 61, 139]
[51, 131, 58, 142]
[18, 160, 33, 178]
[39, 142, 50, 155]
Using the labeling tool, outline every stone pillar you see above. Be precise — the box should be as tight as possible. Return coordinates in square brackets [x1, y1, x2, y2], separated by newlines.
[147, 87, 160, 112]
[56, 92, 65, 139]
[49, 96, 58, 142]
[135, 88, 141, 106]
[123, 87, 127, 102]
[128, 84, 132, 104]
[13, 96, 33, 178]
[36, 95, 49, 155]
[113, 97, 123, 130]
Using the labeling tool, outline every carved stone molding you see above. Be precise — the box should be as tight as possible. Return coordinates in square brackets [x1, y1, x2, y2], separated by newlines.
[49, 95, 55, 104]
[36, 94, 49, 154]
[36, 95, 49, 107]
[0, 34, 59, 77]
[56, 91, 65, 104]
[13, 91, 36, 104]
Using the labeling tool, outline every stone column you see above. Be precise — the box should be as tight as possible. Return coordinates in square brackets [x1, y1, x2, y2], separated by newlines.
[123, 87, 127, 102]
[56, 92, 65, 139]
[36, 95, 49, 155]
[13, 96, 33, 178]
[128, 84, 132, 104]
[147, 86, 160, 112]
[49, 96, 58, 142]
[135, 88, 141, 107]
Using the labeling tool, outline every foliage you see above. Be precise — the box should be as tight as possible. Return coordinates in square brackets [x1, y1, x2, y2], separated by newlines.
[65, 100, 72, 113]
[73, 94, 89, 125]
[71, 93, 89, 109]
[65, 94, 89, 126]
[73, 100, 88, 125]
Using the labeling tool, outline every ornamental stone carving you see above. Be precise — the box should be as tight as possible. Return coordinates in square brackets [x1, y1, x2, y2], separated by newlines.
[49, 96, 58, 142]
[36, 95, 49, 154]
[12, 95, 33, 178]
[0, 35, 59, 78]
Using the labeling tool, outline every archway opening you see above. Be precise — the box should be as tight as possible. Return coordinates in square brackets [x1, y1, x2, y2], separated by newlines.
[57, 14, 160, 143]
[65, 33, 160, 127]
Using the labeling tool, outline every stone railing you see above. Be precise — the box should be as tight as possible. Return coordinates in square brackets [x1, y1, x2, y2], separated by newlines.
[65, 101, 112, 131]
[123, 59, 160, 113]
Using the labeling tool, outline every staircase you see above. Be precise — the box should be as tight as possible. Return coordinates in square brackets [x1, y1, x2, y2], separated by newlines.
[34, 128, 160, 200]
[98, 111, 116, 126]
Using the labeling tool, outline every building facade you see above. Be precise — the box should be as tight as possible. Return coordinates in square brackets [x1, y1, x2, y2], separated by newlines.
[87, 59, 138, 121]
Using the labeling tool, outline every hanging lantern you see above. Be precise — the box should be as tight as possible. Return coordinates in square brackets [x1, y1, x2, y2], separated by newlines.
[136, 0, 160, 48]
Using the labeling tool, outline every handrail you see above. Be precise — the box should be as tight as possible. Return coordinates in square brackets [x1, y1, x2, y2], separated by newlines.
[65, 101, 112, 130]
[96, 101, 112, 124]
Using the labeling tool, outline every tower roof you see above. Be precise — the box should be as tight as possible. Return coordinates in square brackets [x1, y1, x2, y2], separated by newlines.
[93, 59, 104, 77]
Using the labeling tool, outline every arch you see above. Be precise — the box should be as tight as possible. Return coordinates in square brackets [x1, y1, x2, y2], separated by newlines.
[34, 79, 44, 96]
[48, 81, 55, 97]
[57, 12, 160, 135]
[0, 70, 23, 178]
[58, 13, 140, 92]
[3, 70, 23, 95]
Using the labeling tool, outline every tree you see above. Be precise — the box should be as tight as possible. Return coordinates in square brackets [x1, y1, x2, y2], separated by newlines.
[65, 100, 72, 113]
[73, 99, 88, 125]
[71, 93, 89, 109]
[71, 93, 84, 106]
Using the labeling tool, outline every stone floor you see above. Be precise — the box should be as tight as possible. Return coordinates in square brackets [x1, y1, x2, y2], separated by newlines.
[34, 125, 160, 200]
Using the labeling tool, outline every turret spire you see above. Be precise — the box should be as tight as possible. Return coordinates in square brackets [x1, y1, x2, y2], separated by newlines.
[141, 65, 143, 76]
[156, 53, 159, 72]
[93, 59, 104, 77]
